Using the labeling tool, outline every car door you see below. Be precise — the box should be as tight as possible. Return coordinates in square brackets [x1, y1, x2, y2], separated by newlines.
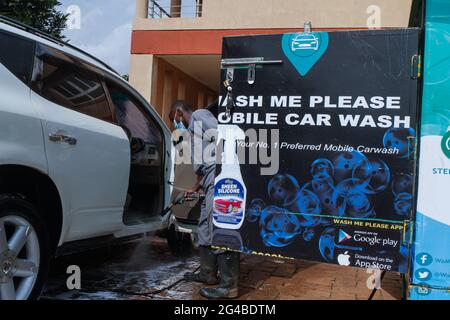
[30, 44, 130, 242]
[99, 77, 177, 238]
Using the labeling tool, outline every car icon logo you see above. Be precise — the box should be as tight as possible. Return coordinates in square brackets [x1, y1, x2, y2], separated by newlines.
[291, 34, 319, 52]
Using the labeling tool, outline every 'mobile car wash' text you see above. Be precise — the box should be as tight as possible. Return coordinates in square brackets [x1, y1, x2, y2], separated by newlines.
[218, 95, 411, 128]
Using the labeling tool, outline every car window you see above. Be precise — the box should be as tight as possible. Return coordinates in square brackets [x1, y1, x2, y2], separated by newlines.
[106, 81, 163, 145]
[0, 30, 35, 84]
[34, 45, 114, 123]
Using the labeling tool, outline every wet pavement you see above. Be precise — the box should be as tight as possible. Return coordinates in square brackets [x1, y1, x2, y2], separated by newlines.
[42, 236, 404, 300]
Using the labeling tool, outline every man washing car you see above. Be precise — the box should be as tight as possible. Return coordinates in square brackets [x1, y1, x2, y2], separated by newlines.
[169, 100, 240, 299]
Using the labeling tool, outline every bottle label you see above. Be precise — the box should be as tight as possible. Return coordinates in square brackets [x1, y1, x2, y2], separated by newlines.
[213, 178, 245, 225]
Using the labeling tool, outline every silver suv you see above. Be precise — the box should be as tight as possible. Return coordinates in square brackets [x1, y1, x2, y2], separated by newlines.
[0, 16, 198, 300]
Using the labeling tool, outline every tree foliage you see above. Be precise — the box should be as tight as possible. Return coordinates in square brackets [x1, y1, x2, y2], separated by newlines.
[0, 0, 68, 39]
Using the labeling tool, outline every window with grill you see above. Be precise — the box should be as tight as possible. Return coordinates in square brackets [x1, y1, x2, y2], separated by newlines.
[34, 45, 113, 123]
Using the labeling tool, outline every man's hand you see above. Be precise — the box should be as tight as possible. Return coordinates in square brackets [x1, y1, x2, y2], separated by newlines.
[183, 175, 204, 201]
[187, 175, 203, 194]
[183, 191, 205, 202]
[186, 186, 200, 194]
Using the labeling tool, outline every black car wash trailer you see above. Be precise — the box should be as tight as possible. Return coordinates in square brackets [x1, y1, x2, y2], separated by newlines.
[211, 0, 450, 300]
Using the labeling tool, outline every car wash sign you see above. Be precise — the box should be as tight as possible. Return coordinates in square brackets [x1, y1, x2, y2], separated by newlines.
[212, 29, 421, 273]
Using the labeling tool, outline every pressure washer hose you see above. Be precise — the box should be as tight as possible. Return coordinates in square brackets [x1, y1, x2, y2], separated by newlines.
[161, 192, 205, 216]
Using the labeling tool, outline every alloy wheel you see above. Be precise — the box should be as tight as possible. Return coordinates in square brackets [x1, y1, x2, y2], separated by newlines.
[0, 215, 40, 300]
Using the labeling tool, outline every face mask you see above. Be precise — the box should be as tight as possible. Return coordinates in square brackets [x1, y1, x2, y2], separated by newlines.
[173, 117, 187, 130]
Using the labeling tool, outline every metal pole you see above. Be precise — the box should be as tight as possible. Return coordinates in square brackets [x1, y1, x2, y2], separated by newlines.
[197, 0, 203, 17]
[150, 0, 155, 18]
[170, 0, 182, 17]
[304, 21, 312, 33]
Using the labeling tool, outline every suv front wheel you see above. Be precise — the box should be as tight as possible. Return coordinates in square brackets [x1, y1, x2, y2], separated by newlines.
[0, 194, 50, 300]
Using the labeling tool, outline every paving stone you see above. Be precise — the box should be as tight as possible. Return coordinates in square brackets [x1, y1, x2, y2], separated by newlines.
[258, 261, 279, 271]
[330, 286, 359, 298]
[277, 294, 301, 300]
[241, 271, 272, 289]
[330, 292, 358, 300]
[263, 276, 288, 287]
[370, 290, 385, 300]
[246, 284, 280, 300]
[332, 277, 358, 288]
[380, 288, 402, 300]
[282, 288, 332, 300]
[272, 264, 297, 277]
[237, 292, 252, 300]
[44, 236, 404, 301]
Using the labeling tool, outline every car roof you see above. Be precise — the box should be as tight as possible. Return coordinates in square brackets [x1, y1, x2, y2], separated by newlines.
[0, 16, 121, 79]
[293, 33, 317, 39]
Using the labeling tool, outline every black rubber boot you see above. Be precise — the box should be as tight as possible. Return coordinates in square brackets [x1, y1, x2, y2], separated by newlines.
[199, 251, 240, 299]
[184, 246, 219, 284]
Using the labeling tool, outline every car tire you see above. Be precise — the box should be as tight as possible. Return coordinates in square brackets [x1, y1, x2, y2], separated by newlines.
[166, 223, 193, 257]
[0, 194, 50, 300]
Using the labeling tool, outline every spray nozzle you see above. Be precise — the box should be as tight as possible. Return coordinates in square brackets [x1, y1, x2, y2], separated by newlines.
[217, 124, 245, 166]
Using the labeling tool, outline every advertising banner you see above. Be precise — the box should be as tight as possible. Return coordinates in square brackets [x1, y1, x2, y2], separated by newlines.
[409, 0, 450, 300]
[212, 29, 420, 273]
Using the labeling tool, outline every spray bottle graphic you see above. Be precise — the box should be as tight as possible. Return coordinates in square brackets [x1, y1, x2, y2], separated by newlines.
[213, 124, 247, 229]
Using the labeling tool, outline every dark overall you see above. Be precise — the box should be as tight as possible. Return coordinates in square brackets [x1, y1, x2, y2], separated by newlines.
[185, 109, 240, 299]
[188, 109, 217, 247]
